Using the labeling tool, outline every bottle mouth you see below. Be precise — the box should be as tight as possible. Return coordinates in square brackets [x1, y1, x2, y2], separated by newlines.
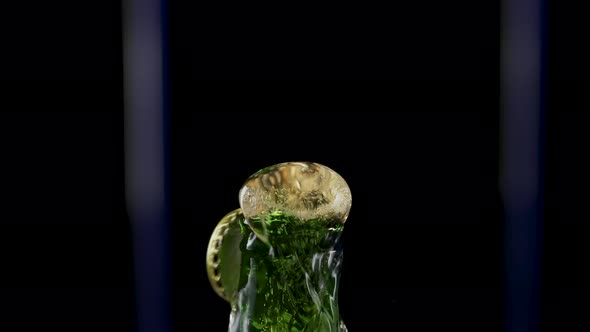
[239, 161, 352, 223]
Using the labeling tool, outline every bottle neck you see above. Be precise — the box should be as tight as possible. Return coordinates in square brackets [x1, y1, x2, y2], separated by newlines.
[231, 236, 344, 332]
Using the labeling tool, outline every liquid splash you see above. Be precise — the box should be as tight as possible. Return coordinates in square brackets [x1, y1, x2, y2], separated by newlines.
[207, 162, 351, 332]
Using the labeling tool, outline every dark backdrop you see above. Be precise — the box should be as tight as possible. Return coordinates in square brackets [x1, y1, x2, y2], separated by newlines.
[2, 0, 589, 331]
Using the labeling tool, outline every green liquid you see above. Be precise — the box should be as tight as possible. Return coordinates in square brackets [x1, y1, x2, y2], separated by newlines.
[230, 211, 347, 332]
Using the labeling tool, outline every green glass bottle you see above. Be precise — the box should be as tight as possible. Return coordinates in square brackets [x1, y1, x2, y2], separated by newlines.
[207, 162, 351, 332]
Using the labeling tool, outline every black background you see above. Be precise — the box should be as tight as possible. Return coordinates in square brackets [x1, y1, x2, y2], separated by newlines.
[1, 0, 589, 331]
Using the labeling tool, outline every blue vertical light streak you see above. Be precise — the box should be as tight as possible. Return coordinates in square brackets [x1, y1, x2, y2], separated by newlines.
[123, 0, 171, 331]
[501, 0, 547, 331]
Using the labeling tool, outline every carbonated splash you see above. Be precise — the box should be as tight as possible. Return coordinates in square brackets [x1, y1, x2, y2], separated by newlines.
[207, 162, 351, 332]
